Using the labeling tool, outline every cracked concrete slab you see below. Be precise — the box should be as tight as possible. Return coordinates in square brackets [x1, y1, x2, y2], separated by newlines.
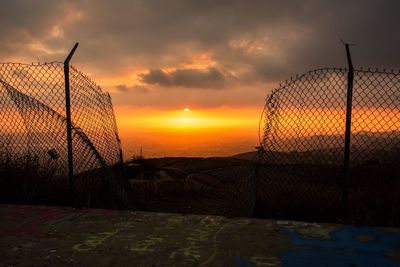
[0, 204, 399, 266]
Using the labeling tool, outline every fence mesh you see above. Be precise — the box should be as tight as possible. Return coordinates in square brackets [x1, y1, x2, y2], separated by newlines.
[1, 61, 399, 225]
[0, 62, 123, 205]
[258, 68, 400, 225]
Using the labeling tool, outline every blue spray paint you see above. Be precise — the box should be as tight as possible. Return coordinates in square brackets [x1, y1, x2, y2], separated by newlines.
[234, 255, 256, 267]
[278, 227, 400, 267]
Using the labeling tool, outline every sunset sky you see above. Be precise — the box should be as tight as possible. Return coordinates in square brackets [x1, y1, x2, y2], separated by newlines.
[1, 0, 399, 158]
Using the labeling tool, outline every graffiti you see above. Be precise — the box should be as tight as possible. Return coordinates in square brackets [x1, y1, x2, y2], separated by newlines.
[250, 256, 279, 266]
[0, 205, 75, 237]
[130, 234, 167, 254]
[276, 220, 321, 228]
[114, 222, 137, 229]
[164, 216, 185, 230]
[169, 216, 223, 264]
[73, 229, 120, 251]
[278, 227, 400, 267]
[200, 220, 239, 265]
[3, 205, 400, 267]
[234, 255, 279, 267]
[72, 219, 143, 252]
[0, 205, 120, 238]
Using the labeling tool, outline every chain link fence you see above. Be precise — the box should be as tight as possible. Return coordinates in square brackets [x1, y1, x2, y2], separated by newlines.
[258, 67, 400, 226]
[1, 50, 398, 226]
[0, 62, 123, 206]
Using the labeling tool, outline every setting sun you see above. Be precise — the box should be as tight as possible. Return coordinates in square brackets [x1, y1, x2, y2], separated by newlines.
[114, 106, 260, 157]
[184, 108, 190, 112]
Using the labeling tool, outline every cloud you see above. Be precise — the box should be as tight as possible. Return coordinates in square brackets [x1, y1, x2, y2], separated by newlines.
[0, 0, 399, 108]
[115, 84, 150, 94]
[3, 1, 399, 72]
[139, 67, 225, 89]
[115, 84, 132, 92]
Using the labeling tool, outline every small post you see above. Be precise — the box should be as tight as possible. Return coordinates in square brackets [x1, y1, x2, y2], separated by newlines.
[64, 42, 79, 206]
[342, 41, 354, 218]
[119, 147, 124, 174]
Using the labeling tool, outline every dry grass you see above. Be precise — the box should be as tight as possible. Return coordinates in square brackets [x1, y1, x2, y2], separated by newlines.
[1, 153, 399, 227]
[0, 151, 68, 205]
[254, 163, 400, 226]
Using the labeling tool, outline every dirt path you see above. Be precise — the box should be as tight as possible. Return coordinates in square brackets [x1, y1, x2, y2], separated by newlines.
[0, 204, 399, 266]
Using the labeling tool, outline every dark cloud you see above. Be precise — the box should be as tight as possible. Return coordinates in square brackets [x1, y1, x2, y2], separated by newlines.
[115, 84, 150, 94]
[0, 1, 79, 60]
[139, 68, 225, 88]
[111, 84, 267, 108]
[115, 84, 130, 92]
[0, 0, 399, 107]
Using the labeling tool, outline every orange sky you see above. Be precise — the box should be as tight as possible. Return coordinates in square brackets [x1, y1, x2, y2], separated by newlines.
[85, 55, 270, 158]
[115, 106, 261, 158]
[1, 1, 398, 158]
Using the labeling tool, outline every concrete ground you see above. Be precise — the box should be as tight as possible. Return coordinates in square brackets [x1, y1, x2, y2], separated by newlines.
[0, 204, 399, 267]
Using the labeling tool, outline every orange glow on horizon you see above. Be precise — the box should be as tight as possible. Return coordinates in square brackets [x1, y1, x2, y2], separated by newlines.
[115, 106, 260, 133]
[112, 105, 400, 158]
[114, 106, 261, 158]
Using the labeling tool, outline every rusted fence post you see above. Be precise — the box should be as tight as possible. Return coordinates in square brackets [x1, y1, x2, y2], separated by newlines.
[64, 42, 79, 206]
[342, 42, 354, 218]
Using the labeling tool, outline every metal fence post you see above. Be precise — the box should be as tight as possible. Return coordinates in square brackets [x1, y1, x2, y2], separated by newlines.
[119, 149, 124, 170]
[64, 42, 79, 206]
[343, 42, 354, 217]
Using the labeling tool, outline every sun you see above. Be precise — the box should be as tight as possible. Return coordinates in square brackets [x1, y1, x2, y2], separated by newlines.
[184, 108, 190, 112]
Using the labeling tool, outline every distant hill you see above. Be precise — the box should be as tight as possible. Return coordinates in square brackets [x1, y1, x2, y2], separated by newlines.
[229, 151, 257, 161]
[230, 130, 400, 166]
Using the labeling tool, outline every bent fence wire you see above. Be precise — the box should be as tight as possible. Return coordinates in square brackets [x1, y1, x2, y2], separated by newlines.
[1, 62, 399, 225]
[258, 67, 400, 225]
[0, 62, 123, 206]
